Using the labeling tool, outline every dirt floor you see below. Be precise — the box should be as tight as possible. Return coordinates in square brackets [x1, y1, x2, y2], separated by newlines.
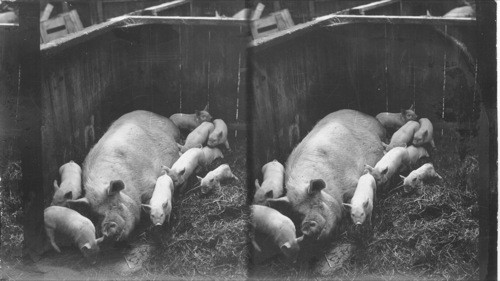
[0, 137, 249, 281]
[249, 124, 480, 280]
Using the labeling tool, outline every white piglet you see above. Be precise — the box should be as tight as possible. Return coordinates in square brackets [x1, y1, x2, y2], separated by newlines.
[251, 205, 303, 263]
[376, 105, 418, 130]
[52, 161, 82, 207]
[400, 163, 442, 188]
[197, 164, 238, 194]
[44, 206, 103, 263]
[199, 146, 224, 167]
[207, 119, 231, 151]
[179, 122, 215, 153]
[365, 147, 410, 186]
[141, 174, 174, 226]
[169, 105, 212, 131]
[253, 160, 285, 205]
[412, 118, 436, 149]
[406, 145, 430, 167]
[385, 120, 420, 151]
[343, 173, 376, 225]
[163, 147, 203, 189]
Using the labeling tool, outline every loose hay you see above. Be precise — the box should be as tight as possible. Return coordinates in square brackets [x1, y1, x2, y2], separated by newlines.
[143, 138, 248, 280]
[250, 128, 479, 280]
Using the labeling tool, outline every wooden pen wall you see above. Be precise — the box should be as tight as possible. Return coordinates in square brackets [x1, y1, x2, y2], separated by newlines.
[251, 23, 478, 174]
[0, 26, 20, 174]
[41, 23, 248, 203]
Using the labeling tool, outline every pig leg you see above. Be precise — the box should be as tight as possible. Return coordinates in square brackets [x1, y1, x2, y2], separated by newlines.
[45, 227, 61, 253]
[225, 140, 232, 152]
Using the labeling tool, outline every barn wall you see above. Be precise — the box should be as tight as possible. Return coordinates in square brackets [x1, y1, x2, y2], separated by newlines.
[41, 23, 248, 203]
[251, 23, 478, 174]
[0, 26, 20, 171]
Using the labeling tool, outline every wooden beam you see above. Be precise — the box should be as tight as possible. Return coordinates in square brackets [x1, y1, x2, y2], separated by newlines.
[137, 0, 191, 16]
[41, 15, 248, 56]
[349, 0, 400, 15]
[249, 14, 476, 51]
[0, 23, 19, 30]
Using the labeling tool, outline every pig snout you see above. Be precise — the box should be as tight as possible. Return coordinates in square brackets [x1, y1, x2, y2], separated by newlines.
[301, 220, 323, 239]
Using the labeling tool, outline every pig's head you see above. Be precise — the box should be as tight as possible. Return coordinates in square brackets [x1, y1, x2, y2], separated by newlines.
[197, 175, 220, 194]
[364, 164, 388, 186]
[80, 236, 104, 264]
[51, 180, 74, 207]
[163, 166, 186, 187]
[280, 236, 303, 263]
[68, 180, 138, 241]
[142, 202, 171, 226]
[399, 174, 421, 190]
[343, 201, 369, 225]
[253, 180, 275, 205]
[402, 105, 417, 122]
[268, 179, 340, 241]
[207, 131, 223, 147]
[195, 104, 212, 124]
[412, 130, 428, 146]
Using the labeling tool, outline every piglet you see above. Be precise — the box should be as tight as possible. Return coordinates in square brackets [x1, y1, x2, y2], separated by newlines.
[52, 161, 82, 207]
[443, 6, 475, 18]
[376, 105, 417, 130]
[406, 145, 429, 167]
[365, 147, 410, 186]
[400, 163, 442, 189]
[141, 173, 174, 226]
[251, 205, 303, 263]
[254, 160, 284, 205]
[179, 122, 215, 153]
[196, 164, 238, 194]
[44, 206, 103, 263]
[385, 120, 420, 151]
[163, 147, 203, 188]
[207, 119, 231, 151]
[343, 173, 376, 225]
[199, 146, 224, 167]
[169, 105, 212, 131]
[412, 118, 436, 149]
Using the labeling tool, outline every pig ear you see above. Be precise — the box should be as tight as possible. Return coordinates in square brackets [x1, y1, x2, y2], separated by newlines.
[81, 242, 91, 251]
[218, 131, 223, 138]
[342, 203, 352, 209]
[66, 197, 90, 210]
[179, 168, 186, 176]
[63, 191, 73, 199]
[95, 237, 104, 244]
[363, 200, 369, 208]
[107, 180, 124, 196]
[196, 176, 203, 182]
[265, 190, 274, 199]
[254, 179, 260, 190]
[141, 204, 152, 213]
[409, 104, 414, 111]
[203, 104, 209, 112]
[266, 196, 290, 210]
[308, 179, 325, 195]
[280, 242, 292, 250]
[53, 180, 59, 191]
[423, 130, 428, 138]
[381, 166, 389, 175]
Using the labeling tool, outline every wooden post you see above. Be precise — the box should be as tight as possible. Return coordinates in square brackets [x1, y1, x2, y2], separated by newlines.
[18, 1, 44, 261]
[476, 1, 497, 280]
[96, 0, 104, 22]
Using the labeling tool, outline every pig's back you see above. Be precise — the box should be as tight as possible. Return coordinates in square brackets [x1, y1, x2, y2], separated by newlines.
[44, 206, 94, 234]
[83, 111, 180, 202]
[286, 110, 384, 199]
[252, 205, 295, 239]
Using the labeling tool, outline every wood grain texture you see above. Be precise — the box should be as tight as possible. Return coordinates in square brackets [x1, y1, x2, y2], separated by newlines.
[251, 23, 478, 175]
[41, 23, 248, 203]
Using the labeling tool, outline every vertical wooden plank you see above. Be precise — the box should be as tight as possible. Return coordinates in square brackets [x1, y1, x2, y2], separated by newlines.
[96, 0, 104, 23]
[19, 1, 43, 260]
